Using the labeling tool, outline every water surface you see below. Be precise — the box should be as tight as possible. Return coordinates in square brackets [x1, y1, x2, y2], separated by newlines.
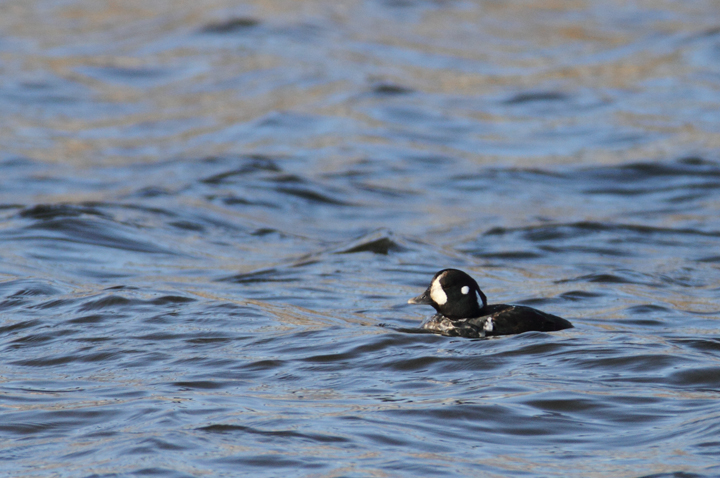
[1, 1, 720, 477]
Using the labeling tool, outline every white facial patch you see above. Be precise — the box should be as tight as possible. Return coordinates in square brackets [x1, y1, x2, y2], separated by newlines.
[429, 276, 448, 306]
[483, 318, 494, 332]
[461, 286, 470, 295]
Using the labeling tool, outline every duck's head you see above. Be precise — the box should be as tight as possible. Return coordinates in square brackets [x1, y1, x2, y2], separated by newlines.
[408, 269, 487, 319]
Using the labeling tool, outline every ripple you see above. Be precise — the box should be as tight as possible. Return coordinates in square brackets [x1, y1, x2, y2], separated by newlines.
[2, 1, 720, 476]
[200, 18, 262, 34]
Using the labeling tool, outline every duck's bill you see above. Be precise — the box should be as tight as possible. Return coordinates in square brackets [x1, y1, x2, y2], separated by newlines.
[408, 291, 432, 305]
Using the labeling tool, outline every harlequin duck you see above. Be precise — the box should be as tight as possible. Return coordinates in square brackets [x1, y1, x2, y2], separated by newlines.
[408, 269, 572, 338]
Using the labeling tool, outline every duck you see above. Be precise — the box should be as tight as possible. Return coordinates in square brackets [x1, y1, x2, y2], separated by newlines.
[408, 269, 572, 338]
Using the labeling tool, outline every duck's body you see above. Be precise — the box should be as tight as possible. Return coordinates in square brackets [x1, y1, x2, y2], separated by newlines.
[409, 269, 572, 338]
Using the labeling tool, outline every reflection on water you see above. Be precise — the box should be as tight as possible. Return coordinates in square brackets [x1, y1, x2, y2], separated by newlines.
[1, 1, 720, 477]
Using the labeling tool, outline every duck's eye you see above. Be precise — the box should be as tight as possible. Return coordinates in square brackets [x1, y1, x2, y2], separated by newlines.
[461, 286, 470, 295]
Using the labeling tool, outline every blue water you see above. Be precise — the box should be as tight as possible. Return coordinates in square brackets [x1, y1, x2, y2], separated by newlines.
[2, 1, 720, 477]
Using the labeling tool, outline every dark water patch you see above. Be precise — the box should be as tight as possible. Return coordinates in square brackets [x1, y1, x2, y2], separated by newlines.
[103, 202, 180, 220]
[142, 313, 175, 325]
[0, 279, 63, 298]
[133, 332, 188, 342]
[78, 295, 135, 312]
[23, 217, 177, 255]
[338, 236, 405, 255]
[379, 0, 462, 10]
[504, 91, 569, 104]
[29, 298, 77, 310]
[11, 353, 90, 367]
[0, 156, 40, 169]
[514, 296, 557, 307]
[449, 166, 566, 185]
[212, 455, 318, 470]
[573, 353, 682, 375]
[67, 314, 106, 325]
[671, 338, 720, 354]
[696, 255, 720, 263]
[486, 221, 720, 242]
[591, 157, 720, 181]
[295, 334, 472, 374]
[125, 468, 198, 478]
[218, 195, 259, 206]
[586, 182, 720, 199]
[558, 291, 606, 302]
[301, 350, 359, 364]
[8, 328, 79, 347]
[0, 318, 42, 335]
[538, 244, 632, 257]
[139, 437, 191, 452]
[240, 359, 286, 372]
[451, 159, 720, 215]
[198, 157, 352, 208]
[639, 473, 706, 478]
[622, 318, 666, 327]
[491, 337, 573, 359]
[371, 83, 414, 96]
[213, 194, 278, 208]
[134, 186, 173, 198]
[200, 156, 281, 184]
[692, 25, 720, 39]
[471, 250, 543, 260]
[184, 336, 234, 345]
[0, 203, 23, 213]
[172, 381, 227, 390]
[383, 403, 591, 444]
[354, 181, 419, 198]
[80, 350, 126, 363]
[77, 65, 181, 90]
[668, 367, 720, 389]
[198, 423, 350, 444]
[255, 111, 324, 134]
[524, 394, 608, 414]
[168, 220, 205, 231]
[169, 355, 238, 369]
[580, 158, 720, 199]
[251, 227, 289, 237]
[627, 304, 672, 315]
[558, 273, 635, 285]
[383, 354, 505, 373]
[1, 76, 93, 110]
[275, 186, 350, 206]
[150, 295, 196, 305]
[0, 297, 35, 312]
[104, 285, 139, 291]
[0, 409, 114, 436]
[221, 268, 297, 284]
[273, 173, 305, 184]
[200, 17, 261, 34]
[357, 431, 410, 447]
[72, 336, 114, 344]
[657, 273, 704, 288]
[18, 204, 110, 220]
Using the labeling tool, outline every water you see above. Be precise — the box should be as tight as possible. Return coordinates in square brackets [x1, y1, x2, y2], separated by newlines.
[1, 1, 720, 476]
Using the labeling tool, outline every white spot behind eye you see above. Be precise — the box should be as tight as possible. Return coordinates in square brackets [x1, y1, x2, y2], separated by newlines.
[430, 278, 447, 305]
[484, 318, 494, 332]
[461, 286, 470, 295]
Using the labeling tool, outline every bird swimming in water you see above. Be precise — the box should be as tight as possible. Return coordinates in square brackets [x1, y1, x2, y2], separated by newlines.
[408, 269, 573, 338]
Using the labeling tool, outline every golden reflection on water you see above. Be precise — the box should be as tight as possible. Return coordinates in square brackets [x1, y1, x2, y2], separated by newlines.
[1, 0, 718, 167]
